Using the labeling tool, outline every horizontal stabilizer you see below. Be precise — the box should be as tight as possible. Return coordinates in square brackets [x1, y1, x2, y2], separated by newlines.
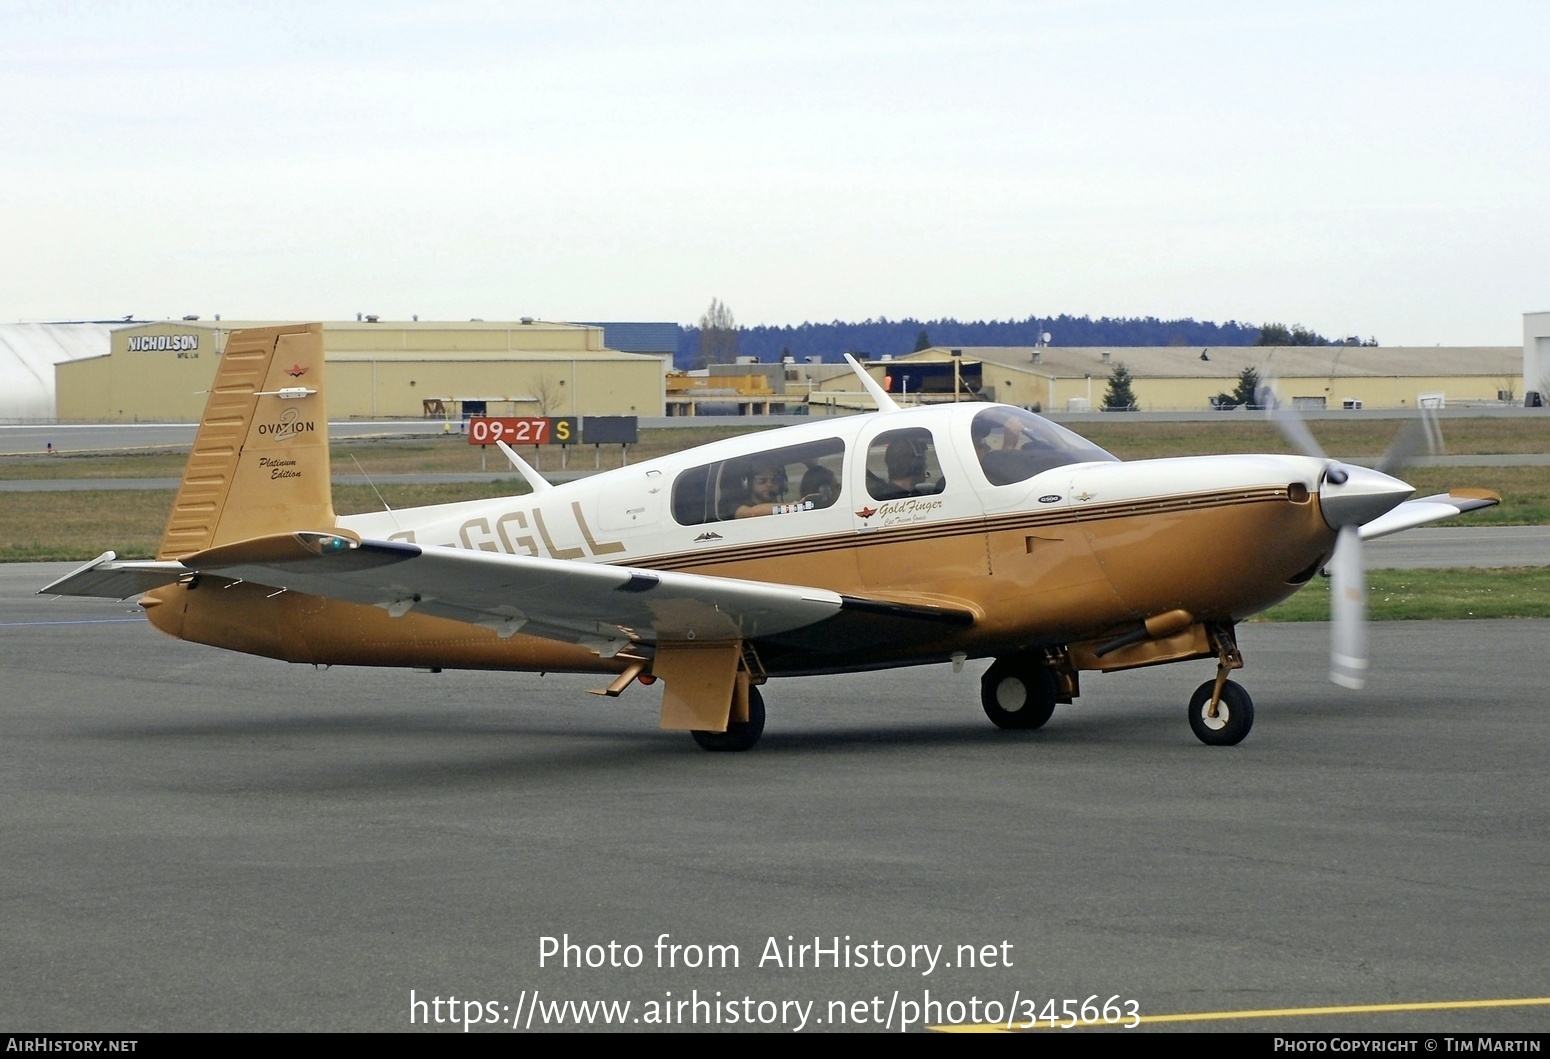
[39, 552, 187, 600]
[1358, 490, 1500, 541]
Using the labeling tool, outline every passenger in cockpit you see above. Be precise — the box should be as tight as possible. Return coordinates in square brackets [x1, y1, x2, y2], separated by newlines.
[798, 464, 839, 509]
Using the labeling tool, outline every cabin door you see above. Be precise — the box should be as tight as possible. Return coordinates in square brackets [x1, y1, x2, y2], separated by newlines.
[849, 420, 989, 593]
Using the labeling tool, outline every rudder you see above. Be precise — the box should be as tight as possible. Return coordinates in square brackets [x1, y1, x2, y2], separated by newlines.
[158, 323, 335, 559]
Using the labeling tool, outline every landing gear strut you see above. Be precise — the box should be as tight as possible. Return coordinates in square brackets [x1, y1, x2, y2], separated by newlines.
[980, 657, 1058, 730]
[691, 685, 765, 752]
[1188, 626, 1252, 745]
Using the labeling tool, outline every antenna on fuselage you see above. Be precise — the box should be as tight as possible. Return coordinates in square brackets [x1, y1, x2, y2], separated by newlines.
[349, 454, 401, 530]
[843, 353, 900, 413]
[495, 440, 553, 494]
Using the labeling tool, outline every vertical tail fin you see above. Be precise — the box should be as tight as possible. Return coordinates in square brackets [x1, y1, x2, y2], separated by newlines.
[158, 323, 335, 560]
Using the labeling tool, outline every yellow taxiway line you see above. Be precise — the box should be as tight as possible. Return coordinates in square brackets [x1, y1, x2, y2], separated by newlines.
[933, 995, 1550, 1032]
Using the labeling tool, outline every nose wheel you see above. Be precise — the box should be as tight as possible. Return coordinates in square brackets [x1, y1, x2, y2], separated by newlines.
[1188, 679, 1253, 745]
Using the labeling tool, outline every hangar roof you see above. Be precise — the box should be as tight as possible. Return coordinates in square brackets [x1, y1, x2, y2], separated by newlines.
[0, 323, 117, 420]
[108, 319, 652, 358]
[324, 348, 661, 362]
[906, 345, 1521, 379]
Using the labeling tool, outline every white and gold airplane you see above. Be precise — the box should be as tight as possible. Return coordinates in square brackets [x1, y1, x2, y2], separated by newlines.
[43, 323, 1499, 749]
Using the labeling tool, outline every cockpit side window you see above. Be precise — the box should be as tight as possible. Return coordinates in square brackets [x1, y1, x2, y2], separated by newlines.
[865, 427, 946, 501]
[969, 407, 1118, 486]
[671, 437, 846, 526]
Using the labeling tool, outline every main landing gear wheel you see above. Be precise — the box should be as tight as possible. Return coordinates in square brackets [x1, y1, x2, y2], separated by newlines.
[1188, 679, 1254, 746]
[691, 685, 765, 752]
[980, 658, 1058, 730]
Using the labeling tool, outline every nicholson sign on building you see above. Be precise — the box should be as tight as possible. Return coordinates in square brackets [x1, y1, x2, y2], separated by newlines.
[127, 334, 200, 353]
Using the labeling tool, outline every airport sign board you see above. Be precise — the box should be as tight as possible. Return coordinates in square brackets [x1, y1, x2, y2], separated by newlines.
[467, 416, 578, 446]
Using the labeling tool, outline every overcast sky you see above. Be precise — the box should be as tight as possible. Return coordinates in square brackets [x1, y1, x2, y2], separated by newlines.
[2, 1, 1545, 343]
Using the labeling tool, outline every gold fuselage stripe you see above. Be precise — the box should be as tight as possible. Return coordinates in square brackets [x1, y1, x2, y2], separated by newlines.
[635, 486, 1292, 572]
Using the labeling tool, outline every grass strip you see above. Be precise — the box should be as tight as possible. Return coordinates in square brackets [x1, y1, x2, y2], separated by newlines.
[0, 483, 529, 562]
[6, 418, 1548, 475]
[1077, 417, 1550, 460]
[1252, 567, 1550, 621]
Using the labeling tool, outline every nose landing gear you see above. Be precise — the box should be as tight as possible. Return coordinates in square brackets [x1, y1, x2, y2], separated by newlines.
[1189, 629, 1252, 745]
[1188, 678, 1254, 745]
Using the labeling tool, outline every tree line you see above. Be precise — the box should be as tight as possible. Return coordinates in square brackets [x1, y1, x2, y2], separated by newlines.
[681, 306, 1347, 368]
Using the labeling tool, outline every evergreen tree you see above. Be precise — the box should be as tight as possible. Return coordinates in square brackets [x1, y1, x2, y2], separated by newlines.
[1103, 362, 1138, 411]
[913, 328, 931, 352]
[1231, 365, 1261, 407]
[1256, 323, 1291, 346]
[1256, 322, 1328, 346]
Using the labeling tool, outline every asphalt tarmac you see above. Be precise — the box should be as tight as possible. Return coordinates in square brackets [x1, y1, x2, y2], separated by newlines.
[1364, 525, 1550, 568]
[2, 563, 1546, 1033]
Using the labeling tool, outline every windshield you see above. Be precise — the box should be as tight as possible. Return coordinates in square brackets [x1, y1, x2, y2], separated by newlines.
[969, 407, 1118, 486]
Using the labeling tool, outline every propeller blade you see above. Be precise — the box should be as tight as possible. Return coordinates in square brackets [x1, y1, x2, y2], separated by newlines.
[1257, 380, 1328, 460]
[1329, 524, 1367, 689]
[1375, 404, 1444, 476]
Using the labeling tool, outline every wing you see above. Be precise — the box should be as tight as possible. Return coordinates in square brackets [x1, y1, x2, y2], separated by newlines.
[1358, 489, 1500, 541]
[99, 531, 972, 660]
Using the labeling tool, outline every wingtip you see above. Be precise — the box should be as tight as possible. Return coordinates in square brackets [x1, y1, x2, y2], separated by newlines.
[1447, 487, 1501, 505]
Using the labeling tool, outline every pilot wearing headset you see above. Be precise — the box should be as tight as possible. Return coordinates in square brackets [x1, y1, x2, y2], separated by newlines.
[873, 437, 944, 499]
[734, 459, 789, 518]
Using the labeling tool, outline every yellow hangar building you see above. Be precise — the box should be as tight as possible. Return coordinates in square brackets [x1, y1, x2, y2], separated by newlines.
[56, 319, 668, 422]
[869, 345, 1525, 412]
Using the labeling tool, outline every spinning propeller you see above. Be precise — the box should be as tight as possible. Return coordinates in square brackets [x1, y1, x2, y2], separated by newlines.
[1256, 385, 1439, 688]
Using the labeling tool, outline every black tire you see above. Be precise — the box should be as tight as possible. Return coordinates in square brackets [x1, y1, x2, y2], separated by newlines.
[980, 658, 1058, 730]
[1188, 679, 1254, 746]
[691, 685, 766, 752]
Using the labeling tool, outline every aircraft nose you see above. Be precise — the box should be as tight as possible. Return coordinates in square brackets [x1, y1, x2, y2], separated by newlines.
[1318, 463, 1414, 529]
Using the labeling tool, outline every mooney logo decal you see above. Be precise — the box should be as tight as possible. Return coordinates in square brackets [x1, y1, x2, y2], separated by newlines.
[285, 364, 309, 378]
[855, 506, 876, 519]
[257, 407, 314, 441]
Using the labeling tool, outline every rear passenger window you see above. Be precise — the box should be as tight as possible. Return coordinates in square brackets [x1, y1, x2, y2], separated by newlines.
[671, 438, 845, 526]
